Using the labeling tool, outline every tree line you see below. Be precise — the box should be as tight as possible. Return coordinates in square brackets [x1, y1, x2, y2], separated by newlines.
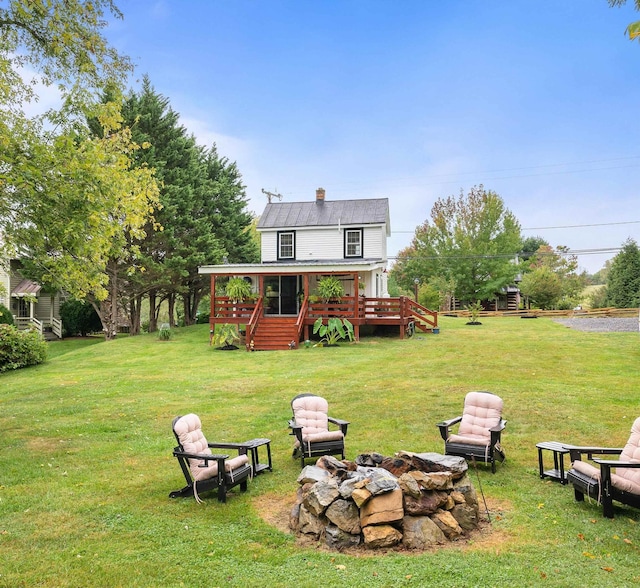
[391, 186, 640, 312]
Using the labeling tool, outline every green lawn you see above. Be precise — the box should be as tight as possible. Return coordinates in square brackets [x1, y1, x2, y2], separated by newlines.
[1, 317, 639, 587]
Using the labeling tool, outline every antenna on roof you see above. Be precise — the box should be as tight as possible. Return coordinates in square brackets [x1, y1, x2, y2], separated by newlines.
[261, 188, 283, 203]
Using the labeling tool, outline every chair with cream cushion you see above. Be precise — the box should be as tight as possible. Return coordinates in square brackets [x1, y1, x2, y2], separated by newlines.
[566, 417, 640, 518]
[437, 391, 506, 473]
[170, 414, 252, 503]
[289, 394, 349, 467]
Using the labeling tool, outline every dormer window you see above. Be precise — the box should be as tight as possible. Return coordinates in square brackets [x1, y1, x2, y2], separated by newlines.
[345, 228, 363, 258]
[278, 231, 295, 260]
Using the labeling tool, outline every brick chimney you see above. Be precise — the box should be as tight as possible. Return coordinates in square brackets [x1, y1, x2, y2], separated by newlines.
[316, 187, 325, 202]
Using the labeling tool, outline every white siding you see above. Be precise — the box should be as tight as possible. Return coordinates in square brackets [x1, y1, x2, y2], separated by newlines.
[260, 224, 387, 261]
[297, 228, 342, 260]
[261, 232, 278, 262]
[363, 226, 384, 260]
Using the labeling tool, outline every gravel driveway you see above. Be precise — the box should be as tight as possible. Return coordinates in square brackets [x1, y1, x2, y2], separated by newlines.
[552, 317, 640, 332]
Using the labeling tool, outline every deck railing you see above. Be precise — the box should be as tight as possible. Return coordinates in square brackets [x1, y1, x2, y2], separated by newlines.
[210, 295, 438, 330]
[247, 297, 264, 344]
[13, 316, 43, 335]
[295, 296, 309, 340]
[52, 317, 63, 338]
[212, 297, 258, 323]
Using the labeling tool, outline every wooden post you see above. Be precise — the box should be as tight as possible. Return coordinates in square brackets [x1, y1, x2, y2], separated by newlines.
[209, 275, 216, 345]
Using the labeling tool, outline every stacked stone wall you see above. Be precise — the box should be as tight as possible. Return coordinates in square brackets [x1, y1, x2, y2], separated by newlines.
[290, 451, 481, 550]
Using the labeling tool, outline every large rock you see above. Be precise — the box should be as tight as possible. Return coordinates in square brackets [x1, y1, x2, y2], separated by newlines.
[402, 515, 447, 549]
[398, 473, 422, 499]
[355, 453, 384, 467]
[325, 524, 361, 549]
[453, 474, 479, 509]
[363, 468, 400, 495]
[304, 478, 340, 516]
[325, 499, 361, 534]
[431, 509, 463, 540]
[297, 465, 330, 485]
[403, 490, 449, 516]
[362, 524, 403, 548]
[289, 502, 301, 530]
[338, 472, 368, 499]
[298, 505, 325, 538]
[409, 470, 454, 491]
[360, 488, 404, 526]
[451, 503, 479, 531]
[316, 455, 350, 481]
[351, 487, 372, 508]
[379, 456, 412, 477]
[396, 452, 468, 479]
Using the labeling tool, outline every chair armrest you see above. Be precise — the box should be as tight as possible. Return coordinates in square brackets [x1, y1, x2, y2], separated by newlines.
[567, 446, 623, 462]
[436, 416, 462, 442]
[489, 419, 506, 433]
[593, 458, 640, 468]
[437, 416, 462, 428]
[207, 442, 248, 455]
[288, 420, 303, 442]
[172, 449, 230, 464]
[328, 416, 350, 436]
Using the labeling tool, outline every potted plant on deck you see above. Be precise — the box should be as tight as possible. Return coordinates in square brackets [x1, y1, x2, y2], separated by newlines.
[225, 277, 252, 303]
[316, 276, 345, 303]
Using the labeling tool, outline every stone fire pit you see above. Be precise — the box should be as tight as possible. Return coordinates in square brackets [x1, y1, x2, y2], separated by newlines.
[289, 451, 481, 550]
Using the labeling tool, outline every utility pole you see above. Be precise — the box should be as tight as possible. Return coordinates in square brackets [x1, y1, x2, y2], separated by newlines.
[261, 188, 283, 203]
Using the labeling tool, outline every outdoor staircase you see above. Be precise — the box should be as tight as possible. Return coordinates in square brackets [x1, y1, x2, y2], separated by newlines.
[249, 316, 299, 351]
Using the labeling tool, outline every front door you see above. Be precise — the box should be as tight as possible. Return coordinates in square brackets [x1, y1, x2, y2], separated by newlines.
[264, 276, 300, 315]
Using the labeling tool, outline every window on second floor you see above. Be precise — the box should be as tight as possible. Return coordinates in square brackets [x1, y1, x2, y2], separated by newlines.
[278, 231, 295, 260]
[345, 228, 363, 258]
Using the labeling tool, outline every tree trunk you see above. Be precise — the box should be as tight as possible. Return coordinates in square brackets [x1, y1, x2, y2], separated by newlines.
[129, 295, 141, 336]
[168, 293, 176, 328]
[148, 289, 158, 332]
[92, 261, 119, 340]
[182, 291, 196, 326]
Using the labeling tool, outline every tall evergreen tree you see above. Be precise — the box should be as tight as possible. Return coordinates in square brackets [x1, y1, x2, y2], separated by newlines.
[606, 238, 640, 308]
[116, 77, 258, 329]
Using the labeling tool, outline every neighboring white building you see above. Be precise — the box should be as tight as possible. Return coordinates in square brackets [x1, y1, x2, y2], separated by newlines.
[0, 259, 63, 338]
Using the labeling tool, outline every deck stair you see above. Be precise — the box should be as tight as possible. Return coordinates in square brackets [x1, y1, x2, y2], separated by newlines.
[249, 316, 299, 351]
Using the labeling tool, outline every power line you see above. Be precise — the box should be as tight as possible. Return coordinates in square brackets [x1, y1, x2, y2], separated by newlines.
[387, 246, 622, 262]
[522, 220, 640, 231]
[392, 220, 640, 234]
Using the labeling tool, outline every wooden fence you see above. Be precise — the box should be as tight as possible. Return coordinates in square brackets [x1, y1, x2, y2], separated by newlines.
[441, 307, 640, 319]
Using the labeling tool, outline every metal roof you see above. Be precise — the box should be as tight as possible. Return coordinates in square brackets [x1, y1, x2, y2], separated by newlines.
[12, 279, 41, 296]
[257, 198, 390, 230]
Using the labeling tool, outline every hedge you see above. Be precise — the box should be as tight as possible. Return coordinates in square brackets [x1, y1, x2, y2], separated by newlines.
[0, 324, 48, 372]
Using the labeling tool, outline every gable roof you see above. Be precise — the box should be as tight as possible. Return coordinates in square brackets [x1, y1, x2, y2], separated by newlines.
[12, 278, 41, 296]
[257, 198, 389, 230]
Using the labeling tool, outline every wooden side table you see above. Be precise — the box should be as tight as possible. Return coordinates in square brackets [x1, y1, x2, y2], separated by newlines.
[536, 441, 570, 484]
[242, 438, 272, 475]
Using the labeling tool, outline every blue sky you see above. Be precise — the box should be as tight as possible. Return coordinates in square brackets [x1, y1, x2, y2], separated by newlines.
[103, 1, 640, 273]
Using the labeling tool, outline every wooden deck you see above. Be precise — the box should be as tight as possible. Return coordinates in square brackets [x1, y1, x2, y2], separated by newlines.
[210, 296, 438, 350]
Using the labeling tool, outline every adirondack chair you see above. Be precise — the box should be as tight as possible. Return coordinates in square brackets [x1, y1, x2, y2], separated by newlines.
[436, 391, 506, 473]
[170, 414, 252, 503]
[289, 394, 349, 467]
[566, 416, 640, 518]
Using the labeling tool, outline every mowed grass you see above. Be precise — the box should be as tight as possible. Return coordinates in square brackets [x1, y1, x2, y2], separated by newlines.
[1, 317, 639, 587]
